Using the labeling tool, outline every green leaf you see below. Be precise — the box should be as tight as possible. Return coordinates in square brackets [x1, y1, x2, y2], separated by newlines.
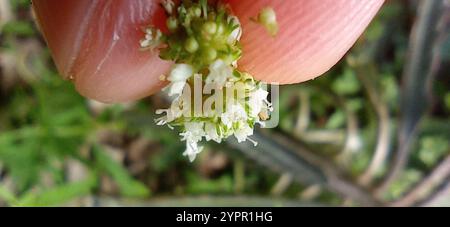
[15, 174, 97, 207]
[445, 92, 450, 112]
[326, 110, 345, 129]
[386, 169, 423, 200]
[332, 68, 361, 96]
[185, 172, 233, 194]
[0, 186, 18, 205]
[1, 21, 35, 36]
[92, 144, 150, 198]
[418, 136, 449, 167]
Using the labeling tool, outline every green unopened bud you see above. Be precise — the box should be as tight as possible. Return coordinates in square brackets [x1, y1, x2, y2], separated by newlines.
[203, 48, 217, 62]
[185, 37, 199, 53]
[258, 7, 278, 36]
[202, 21, 217, 35]
[216, 23, 225, 35]
[221, 55, 235, 65]
[167, 17, 178, 31]
[190, 7, 202, 18]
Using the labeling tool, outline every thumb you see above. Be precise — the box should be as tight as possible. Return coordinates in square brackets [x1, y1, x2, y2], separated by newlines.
[32, 0, 171, 103]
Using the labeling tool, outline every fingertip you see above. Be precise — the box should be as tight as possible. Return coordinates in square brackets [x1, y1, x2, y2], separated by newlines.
[33, 0, 172, 103]
[227, 0, 384, 84]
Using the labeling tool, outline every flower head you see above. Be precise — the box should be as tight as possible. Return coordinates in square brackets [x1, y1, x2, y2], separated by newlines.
[149, 0, 274, 162]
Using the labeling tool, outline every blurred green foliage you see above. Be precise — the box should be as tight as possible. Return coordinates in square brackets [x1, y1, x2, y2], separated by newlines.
[0, 0, 449, 207]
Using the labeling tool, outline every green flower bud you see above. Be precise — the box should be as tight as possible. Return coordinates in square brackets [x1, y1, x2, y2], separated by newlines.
[258, 7, 278, 36]
[216, 23, 225, 35]
[185, 37, 199, 53]
[259, 8, 276, 25]
[221, 55, 235, 65]
[203, 48, 217, 62]
[202, 21, 217, 35]
[166, 17, 178, 31]
[191, 7, 202, 18]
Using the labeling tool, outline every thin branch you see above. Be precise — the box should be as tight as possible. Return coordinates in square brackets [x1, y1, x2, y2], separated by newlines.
[418, 176, 450, 207]
[390, 155, 450, 207]
[352, 64, 392, 187]
[294, 90, 310, 135]
[226, 130, 327, 186]
[293, 88, 345, 145]
[0, 0, 13, 30]
[227, 130, 382, 206]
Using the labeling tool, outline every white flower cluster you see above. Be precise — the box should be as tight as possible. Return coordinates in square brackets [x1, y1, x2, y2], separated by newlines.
[157, 59, 273, 162]
[148, 0, 274, 162]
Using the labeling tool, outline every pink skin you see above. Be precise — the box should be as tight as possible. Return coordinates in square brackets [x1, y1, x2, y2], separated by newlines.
[32, 0, 384, 103]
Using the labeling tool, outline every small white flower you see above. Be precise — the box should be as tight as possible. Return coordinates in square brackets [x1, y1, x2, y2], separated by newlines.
[221, 104, 247, 128]
[161, 0, 175, 15]
[206, 60, 233, 88]
[248, 88, 270, 117]
[180, 122, 206, 162]
[183, 140, 203, 162]
[140, 27, 162, 48]
[140, 40, 151, 49]
[167, 64, 194, 96]
[205, 122, 221, 143]
[180, 122, 205, 143]
[234, 123, 257, 146]
[156, 97, 186, 125]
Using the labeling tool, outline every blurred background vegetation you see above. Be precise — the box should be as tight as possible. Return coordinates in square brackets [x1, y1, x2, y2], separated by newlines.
[0, 0, 449, 207]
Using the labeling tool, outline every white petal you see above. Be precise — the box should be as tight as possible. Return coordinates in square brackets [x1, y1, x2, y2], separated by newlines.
[161, 0, 175, 14]
[168, 64, 194, 82]
[206, 60, 233, 88]
[234, 124, 253, 143]
[183, 141, 203, 162]
[249, 88, 270, 117]
[181, 122, 205, 142]
[221, 104, 247, 128]
[140, 39, 151, 48]
[168, 81, 186, 97]
[205, 123, 221, 143]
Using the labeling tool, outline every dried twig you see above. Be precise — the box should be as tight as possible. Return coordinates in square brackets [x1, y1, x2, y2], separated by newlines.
[390, 155, 450, 206]
[418, 176, 450, 207]
[352, 63, 392, 186]
[0, 0, 13, 29]
[227, 130, 381, 206]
